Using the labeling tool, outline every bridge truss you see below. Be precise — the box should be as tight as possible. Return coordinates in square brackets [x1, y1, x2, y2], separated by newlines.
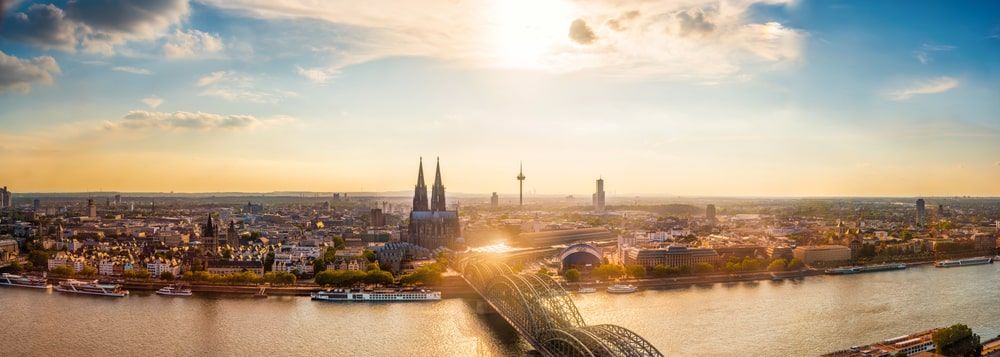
[457, 257, 663, 357]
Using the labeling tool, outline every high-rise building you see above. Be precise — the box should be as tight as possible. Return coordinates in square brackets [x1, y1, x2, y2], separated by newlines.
[593, 178, 606, 213]
[916, 199, 926, 227]
[0, 186, 11, 208]
[408, 158, 460, 249]
[87, 198, 97, 218]
[706, 204, 716, 225]
[33, 199, 40, 211]
[490, 192, 499, 208]
[370, 208, 385, 227]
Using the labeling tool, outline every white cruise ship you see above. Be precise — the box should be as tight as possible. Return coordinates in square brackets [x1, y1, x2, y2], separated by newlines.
[54, 279, 129, 297]
[935, 257, 992, 268]
[0, 273, 52, 289]
[607, 284, 638, 294]
[311, 288, 441, 301]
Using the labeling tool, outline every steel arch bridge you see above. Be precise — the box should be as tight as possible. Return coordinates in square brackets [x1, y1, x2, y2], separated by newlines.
[456, 257, 663, 357]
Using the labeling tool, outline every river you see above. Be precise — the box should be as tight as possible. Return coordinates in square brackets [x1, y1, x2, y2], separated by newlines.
[1, 263, 997, 356]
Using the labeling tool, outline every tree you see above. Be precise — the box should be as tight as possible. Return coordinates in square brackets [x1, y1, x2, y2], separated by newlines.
[564, 268, 581, 282]
[366, 263, 380, 272]
[363, 270, 394, 286]
[592, 264, 625, 281]
[626, 264, 647, 279]
[694, 262, 714, 274]
[332, 236, 346, 250]
[78, 266, 97, 277]
[50, 266, 75, 276]
[159, 271, 175, 281]
[362, 249, 376, 263]
[787, 258, 805, 270]
[932, 324, 982, 357]
[767, 258, 788, 272]
[537, 267, 548, 275]
[313, 258, 327, 273]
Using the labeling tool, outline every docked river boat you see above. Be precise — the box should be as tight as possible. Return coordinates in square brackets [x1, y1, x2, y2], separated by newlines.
[935, 257, 992, 268]
[0, 273, 51, 289]
[54, 279, 129, 297]
[156, 286, 193, 296]
[311, 288, 441, 302]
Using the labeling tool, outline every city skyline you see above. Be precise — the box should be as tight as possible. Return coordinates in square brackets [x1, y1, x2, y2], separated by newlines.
[1, 1, 998, 196]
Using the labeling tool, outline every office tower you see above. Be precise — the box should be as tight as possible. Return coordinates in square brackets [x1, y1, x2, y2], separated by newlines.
[491, 192, 499, 208]
[916, 199, 926, 227]
[707, 204, 716, 225]
[594, 178, 606, 213]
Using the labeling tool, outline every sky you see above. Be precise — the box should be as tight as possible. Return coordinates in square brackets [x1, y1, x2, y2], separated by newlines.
[0, 0, 998, 197]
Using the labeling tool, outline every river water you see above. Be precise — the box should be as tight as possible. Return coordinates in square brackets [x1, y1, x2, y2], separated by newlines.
[2, 263, 997, 356]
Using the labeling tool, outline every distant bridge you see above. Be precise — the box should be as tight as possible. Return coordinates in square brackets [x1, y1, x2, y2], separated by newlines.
[456, 256, 663, 357]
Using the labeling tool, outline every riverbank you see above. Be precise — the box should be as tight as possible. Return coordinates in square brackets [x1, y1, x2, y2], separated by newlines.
[106, 275, 480, 298]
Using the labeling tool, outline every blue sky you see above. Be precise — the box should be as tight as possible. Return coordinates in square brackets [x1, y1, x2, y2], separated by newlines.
[0, 0, 997, 196]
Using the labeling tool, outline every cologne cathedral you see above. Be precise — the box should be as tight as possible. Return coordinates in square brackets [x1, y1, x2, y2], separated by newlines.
[407, 158, 460, 249]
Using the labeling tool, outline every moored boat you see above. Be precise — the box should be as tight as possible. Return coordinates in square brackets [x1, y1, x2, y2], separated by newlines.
[578, 287, 597, 293]
[0, 273, 52, 289]
[54, 279, 129, 297]
[156, 286, 193, 296]
[935, 257, 992, 268]
[311, 287, 441, 301]
[607, 284, 638, 294]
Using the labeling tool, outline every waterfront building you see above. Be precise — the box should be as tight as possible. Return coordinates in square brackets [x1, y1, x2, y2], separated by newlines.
[623, 246, 720, 269]
[974, 234, 997, 251]
[593, 178, 606, 213]
[406, 158, 461, 250]
[793, 245, 851, 265]
[206, 260, 264, 276]
[146, 259, 180, 278]
[916, 198, 926, 227]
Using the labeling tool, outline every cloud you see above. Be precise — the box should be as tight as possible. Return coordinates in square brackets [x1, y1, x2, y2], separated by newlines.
[196, 71, 227, 87]
[887, 77, 959, 101]
[995, 161, 1000, 167]
[141, 96, 164, 109]
[107, 110, 279, 131]
[605, 11, 640, 32]
[569, 18, 597, 45]
[0, 50, 61, 94]
[1, 0, 189, 54]
[676, 8, 716, 37]
[196, 71, 298, 103]
[296, 66, 337, 83]
[199, 0, 805, 80]
[1, 4, 78, 50]
[164, 29, 224, 59]
[112, 66, 152, 75]
[914, 43, 955, 64]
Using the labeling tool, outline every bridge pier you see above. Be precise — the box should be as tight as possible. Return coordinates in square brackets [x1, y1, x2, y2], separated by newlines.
[475, 299, 497, 315]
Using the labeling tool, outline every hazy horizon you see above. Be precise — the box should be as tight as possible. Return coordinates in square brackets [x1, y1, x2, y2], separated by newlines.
[1, 1, 998, 196]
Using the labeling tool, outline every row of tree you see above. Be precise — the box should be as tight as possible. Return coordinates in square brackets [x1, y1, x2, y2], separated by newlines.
[181, 270, 297, 285]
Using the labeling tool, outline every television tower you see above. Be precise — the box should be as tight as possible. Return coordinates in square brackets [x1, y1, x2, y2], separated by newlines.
[517, 161, 525, 207]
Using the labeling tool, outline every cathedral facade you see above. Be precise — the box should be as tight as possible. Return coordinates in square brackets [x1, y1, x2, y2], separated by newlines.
[407, 158, 460, 250]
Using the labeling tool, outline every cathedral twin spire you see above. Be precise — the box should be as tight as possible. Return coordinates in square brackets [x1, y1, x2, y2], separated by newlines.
[413, 157, 446, 212]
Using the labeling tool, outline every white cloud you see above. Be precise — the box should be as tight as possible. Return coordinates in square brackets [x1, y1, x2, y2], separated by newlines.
[913, 43, 955, 64]
[196, 71, 227, 86]
[141, 96, 164, 109]
[112, 66, 152, 75]
[106, 110, 291, 131]
[164, 29, 224, 59]
[0, 50, 61, 94]
[196, 71, 298, 103]
[200, 0, 805, 80]
[296, 66, 337, 83]
[887, 77, 959, 101]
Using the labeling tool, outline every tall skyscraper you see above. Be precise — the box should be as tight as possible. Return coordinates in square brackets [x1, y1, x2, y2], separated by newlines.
[706, 204, 716, 225]
[490, 192, 499, 208]
[593, 178, 606, 213]
[517, 162, 525, 207]
[0, 186, 11, 208]
[87, 198, 97, 218]
[916, 198, 926, 226]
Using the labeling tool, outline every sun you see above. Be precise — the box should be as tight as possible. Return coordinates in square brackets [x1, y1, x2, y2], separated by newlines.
[488, 0, 574, 69]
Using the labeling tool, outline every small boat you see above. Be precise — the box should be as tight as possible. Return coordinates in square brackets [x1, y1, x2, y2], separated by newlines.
[0, 273, 52, 289]
[578, 287, 597, 294]
[607, 284, 638, 294]
[156, 286, 193, 296]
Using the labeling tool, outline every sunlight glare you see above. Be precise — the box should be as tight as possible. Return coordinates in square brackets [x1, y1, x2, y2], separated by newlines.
[489, 0, 574, 68]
